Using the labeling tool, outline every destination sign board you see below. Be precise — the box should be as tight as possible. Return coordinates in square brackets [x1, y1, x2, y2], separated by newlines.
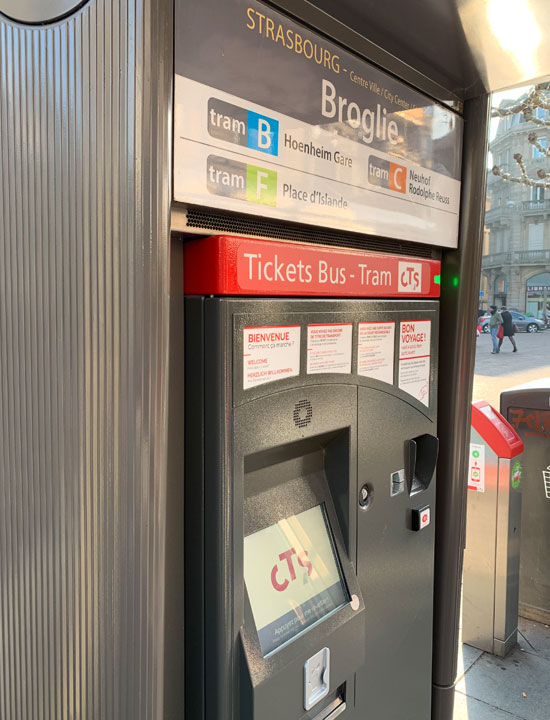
[174, 0, 463, 248]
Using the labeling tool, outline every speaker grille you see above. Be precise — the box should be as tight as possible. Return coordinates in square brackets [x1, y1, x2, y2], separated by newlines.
[183, 206, 440, 260]
[293, 399, 313, 428]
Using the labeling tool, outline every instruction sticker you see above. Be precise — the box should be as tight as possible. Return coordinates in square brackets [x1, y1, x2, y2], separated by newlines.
[511, 460, 522, 490]
[468, 443, 485, 492]
[307, 324, 352, 374]
[357, 321, 395, 384]
[243, 325, 301, 389]
[398, 320, 431, 406]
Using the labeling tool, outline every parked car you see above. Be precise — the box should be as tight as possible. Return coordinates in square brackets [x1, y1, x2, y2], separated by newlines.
[480, 311, 545, 333]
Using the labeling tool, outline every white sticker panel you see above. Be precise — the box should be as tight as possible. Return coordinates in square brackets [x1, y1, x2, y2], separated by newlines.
[398, 320, 431, 406]
[468, 443, 485, 493]
[357, 321, 395, 384]
[243, 325, 301, 389]
[174, 70, 461, 248]
[307, 324, 353, 374]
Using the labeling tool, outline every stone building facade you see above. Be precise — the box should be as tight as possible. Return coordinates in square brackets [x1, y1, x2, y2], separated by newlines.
[482, 99, 550, 318]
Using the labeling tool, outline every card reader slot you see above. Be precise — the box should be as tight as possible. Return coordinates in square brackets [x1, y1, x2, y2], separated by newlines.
[310, 697, 346, 720]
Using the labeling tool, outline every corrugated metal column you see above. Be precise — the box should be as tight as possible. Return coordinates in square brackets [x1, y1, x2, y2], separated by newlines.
[431, 93, 490, 720]
[0, 1, 173, 718]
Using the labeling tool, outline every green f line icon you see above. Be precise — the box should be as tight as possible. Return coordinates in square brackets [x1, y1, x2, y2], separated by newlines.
[207, 154, 277, 206]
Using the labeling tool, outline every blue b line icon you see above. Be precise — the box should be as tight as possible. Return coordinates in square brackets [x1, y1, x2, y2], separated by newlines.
[208, 97, 279, 156]
[247, 110, 279, 156]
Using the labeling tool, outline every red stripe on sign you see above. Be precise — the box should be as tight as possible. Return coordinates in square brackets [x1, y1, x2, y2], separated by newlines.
[399, 354, 431, 361]
[183, 236, 441, 298]
[243, 325, 301, 330]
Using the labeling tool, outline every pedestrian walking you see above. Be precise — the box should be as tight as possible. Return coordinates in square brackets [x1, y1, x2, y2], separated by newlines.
[498, 306, 518, 352]
[488, 304, 503, 354]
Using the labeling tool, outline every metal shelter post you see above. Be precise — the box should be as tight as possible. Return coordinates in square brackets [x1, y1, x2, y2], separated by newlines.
[432, 93, 491, 719]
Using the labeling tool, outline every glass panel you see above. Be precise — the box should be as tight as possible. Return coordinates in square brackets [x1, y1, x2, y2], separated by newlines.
[484, 84, 550, 314]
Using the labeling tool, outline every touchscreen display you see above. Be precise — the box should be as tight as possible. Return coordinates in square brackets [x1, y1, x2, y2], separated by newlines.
[244, 504, 349, 656]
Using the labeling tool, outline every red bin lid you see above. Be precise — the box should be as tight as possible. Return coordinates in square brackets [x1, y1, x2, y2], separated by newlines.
[471, 400, 524, 459]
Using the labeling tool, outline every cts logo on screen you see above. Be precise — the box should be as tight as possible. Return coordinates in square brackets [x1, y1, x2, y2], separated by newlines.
[398, 261, 422, 293]
[271, 547, 313, 592]
[368, 155, 406, 194]
[208, 97, 279, 155]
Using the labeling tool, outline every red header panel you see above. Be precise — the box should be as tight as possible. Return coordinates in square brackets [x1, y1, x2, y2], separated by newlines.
[183, 236, 441, 298]
[471, 400, 524, 459]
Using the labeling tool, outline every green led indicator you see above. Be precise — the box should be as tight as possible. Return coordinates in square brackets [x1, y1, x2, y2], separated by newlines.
[434, 275, 441, 285]
[452, 276, 459, 287]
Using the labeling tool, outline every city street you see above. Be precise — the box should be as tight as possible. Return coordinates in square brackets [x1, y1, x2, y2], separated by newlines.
[472, 329, 550, 408]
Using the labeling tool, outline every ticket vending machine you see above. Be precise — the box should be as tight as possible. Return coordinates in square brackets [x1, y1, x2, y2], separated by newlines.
[184, 236, 440, 720]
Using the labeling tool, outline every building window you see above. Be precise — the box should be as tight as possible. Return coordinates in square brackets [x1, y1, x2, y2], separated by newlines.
[530, 186, 545, 203]
[494, 229, 500, 254]
[502, 226, 510, 250]
[528, 222, 544, 250]
[532, 137, 547, 158]
[526, 272, 550, 319]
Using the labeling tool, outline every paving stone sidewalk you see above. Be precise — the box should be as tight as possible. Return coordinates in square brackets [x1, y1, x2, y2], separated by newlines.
[454, 617, 550, 720]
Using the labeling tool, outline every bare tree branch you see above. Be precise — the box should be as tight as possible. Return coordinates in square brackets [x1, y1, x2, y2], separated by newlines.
[491, 82, 550, 188]
[528, 131, 550, 159]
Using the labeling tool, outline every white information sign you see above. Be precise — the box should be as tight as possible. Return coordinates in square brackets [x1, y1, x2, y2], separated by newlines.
[398, 320, 431, 406]
[244, 505, 347, 656]
[174, 78, 461, 249]
[243, 325, 301, 389]
[357, 321, 395, 384]
[307, 324, 352, 374]
[175, 0, 463, 249]
[468, 443, 486, 493]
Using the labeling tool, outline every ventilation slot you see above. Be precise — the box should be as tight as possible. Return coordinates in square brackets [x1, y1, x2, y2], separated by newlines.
[182, 206, 440, 260]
